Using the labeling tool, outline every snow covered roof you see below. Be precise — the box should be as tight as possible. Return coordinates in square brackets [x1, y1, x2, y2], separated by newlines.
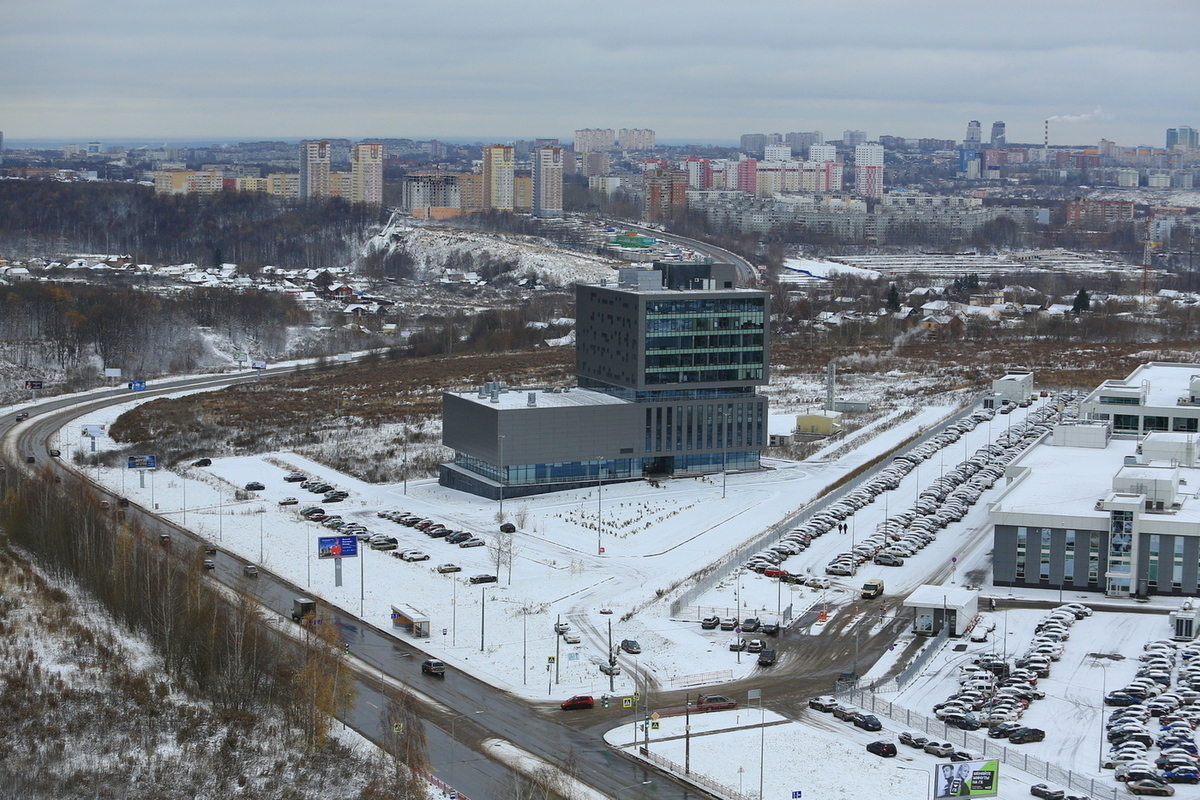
[904, 584, 978, 610]
[448, 386, 626, 410]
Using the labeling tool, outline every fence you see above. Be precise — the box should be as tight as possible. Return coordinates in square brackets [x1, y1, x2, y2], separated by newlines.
[834, 686, 1119, 800]
[867, 626, 950, 693]
[637, 746, 755, 800]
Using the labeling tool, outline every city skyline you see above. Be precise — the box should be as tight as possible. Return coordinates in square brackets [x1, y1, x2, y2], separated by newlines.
[2, 0, 1195, 147]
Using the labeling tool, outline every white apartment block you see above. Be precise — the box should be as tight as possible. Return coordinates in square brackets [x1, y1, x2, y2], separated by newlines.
[351, 143, 384, 206]
[762, 144, 791, 162]
[617, 129, 655, 151]
[574, 129, 615, 153]
[808, 144, 837, 163]
[299, 140, 331, 200]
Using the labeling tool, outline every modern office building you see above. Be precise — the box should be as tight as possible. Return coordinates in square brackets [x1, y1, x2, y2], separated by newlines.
[990, 121, 1006, 147]
[1167, 126, 1199, 151]
[854, 143, 884, 199]
[351, 142, 384, 206]
[964, 120, 982, 148]
[532, 145, 564, 217]
[299, 140, 331, 200]
[482, 144, 515, 211]
[992, 363, 1200, 598]
[439, 264, 769, 499]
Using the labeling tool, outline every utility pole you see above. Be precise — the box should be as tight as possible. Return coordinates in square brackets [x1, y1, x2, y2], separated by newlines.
[607, 617, 615, 693]
[479, 587, 486, 652]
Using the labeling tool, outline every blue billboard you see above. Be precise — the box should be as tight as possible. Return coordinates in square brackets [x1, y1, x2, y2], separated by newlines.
[127, 455, 156, 469]
[318, 536, 358, 559]
[128, 381, 146, 391]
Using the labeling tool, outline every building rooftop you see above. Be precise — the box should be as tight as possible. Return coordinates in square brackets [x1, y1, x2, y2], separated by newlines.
[994, 433, 1200, 523]
[447, 386, 627, 410]
[1086, 362, 1200, 409]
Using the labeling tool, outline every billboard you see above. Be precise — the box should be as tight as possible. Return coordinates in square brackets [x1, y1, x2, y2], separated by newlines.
[127, 455, 157, 470]
[251, 360, 267, 370]
[128, 381, 146, 391]
[24, 380, 43, 390]
[318, 536, 358, 559]
[81, 424, 107, 437]
[104, 368, 122, 378]
[934, 760, 999, 799]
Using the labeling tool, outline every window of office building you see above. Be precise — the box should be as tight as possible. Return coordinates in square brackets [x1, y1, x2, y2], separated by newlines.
[1113, 414, 1140, 432]
[1174, 418, 1199, 433]
[1175, 537, 1185, 588]
[1040, 528, 1052, 580]
[1149, 534, 1160, 587]
[1064, 530, 1075, 582]
[1143, 416, 1169, 432]
[1016, 527, 1027, 579]
[1088, 532, 1100, 584]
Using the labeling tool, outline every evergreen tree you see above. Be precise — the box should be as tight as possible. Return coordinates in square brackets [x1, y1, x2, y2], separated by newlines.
[1072, 288, 1091, 314]
[886, 284, 901, 312]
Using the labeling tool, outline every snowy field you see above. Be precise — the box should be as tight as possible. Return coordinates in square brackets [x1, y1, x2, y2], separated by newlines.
[54, 389, 1010, 703]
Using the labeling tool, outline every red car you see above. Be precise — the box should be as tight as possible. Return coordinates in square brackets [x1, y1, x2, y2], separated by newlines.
[561, 695, 594, 711]
[763, 567, 789, 579]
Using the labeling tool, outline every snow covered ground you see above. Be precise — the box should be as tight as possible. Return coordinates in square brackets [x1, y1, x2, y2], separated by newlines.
[781, 256, 882, 280]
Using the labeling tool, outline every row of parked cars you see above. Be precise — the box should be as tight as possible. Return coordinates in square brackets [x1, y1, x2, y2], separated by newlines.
[1097, 638, 1200, 795]
[935, 603, 1088, 740]
[376, 510, 498, 583]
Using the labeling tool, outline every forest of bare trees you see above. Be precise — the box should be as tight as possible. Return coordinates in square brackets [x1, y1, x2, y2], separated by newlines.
[0, 181, 383, 270]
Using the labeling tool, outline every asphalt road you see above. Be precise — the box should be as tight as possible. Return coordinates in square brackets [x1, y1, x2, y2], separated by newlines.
[2, 367, 993, 800]
[609, 220, 760, 286]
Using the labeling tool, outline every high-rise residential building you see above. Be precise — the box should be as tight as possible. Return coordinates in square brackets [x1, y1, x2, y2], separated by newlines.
[513, 174, 533, 212]
[482, 144, 515, 210]
[349, 143, 384, 206]
[439, 264, 769, 499]
[854, 144, 884, 199]
[808, 144, 837, 163]
[964, 120, 982, 148]
[990, 121, 1006, 147]
[458, 173, 484, 211]
[681, 156, 713, 189]
[574, 128, 615, 153]
[1167, 126, 1199, 150]
[739, 134, 768, 156]
[399, 170, 461, 212]
[581, 152, 610, 177]
[785, 131, 822, 153]
[736, 159, 758, 194]
[299, 140, 331, 200]
[763, 144, 791, 162]
[843, 130, 867, 147]
[618, 129, 655, 151]
[643, 168, 688, 221]
[532, 145, 564, 217]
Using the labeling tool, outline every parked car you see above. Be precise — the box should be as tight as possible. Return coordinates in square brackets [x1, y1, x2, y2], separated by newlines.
[728, 638, 747, 652]
[284, 472, 306, 482]
[278, 497, 298, 506]
[560, 695, 593, 711]
[400, 551, 430, 561]
[244, 481, 265, 491]
[808, 696, 838, 713]
[1029, 784, 1065, 800]
[866, 740, 897, 758]
[701, 616, 720, 630]
[924, 741, 955, 757]
[446, 531, 473, 544]
[741, 617, 760, 632]
[720, 617, 737, 631]
[854, 714, 882, 732]
[458, 537, 486, 548]
[436, 563, 462, 574]
[554, 621, 571, 634]
[747, 639, 766, 653]
[1125, 779, 1175, 796]
[1009, 727, 1046, 744]
[420, 659, 445, 676]
[874, 553, 904, 567]
[899, 731, 928, 748]
[500, 522, 516, 533]
[15, 412, 29, 421]
[468, 574, 497, 584]
[563, 632, 581, 644]
[599, 662, 621, 676]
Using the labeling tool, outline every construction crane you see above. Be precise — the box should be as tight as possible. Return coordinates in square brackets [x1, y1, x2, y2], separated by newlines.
[1141, 210, 1160, 304]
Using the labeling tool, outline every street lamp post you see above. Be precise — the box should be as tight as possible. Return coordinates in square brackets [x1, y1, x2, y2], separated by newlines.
[450, 710, 485, 791]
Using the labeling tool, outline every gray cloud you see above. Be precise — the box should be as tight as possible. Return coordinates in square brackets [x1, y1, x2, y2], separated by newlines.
[2, 0, 1195, 145]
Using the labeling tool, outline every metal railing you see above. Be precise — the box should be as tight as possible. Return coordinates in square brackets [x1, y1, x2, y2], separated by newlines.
[834, 686, 1119, 800]
[868, 626, 950, 693]
[637, 746, 754, 800]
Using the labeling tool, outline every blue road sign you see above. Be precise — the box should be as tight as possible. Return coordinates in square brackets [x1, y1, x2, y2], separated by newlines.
[317, 536, 358, 559]
[128, 381, 146, 390]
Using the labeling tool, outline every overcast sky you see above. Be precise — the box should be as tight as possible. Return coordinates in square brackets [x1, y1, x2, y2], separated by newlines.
[3, 0, 1196, 148]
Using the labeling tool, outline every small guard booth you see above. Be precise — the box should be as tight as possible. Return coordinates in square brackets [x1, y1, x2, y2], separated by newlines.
[904, 585, 979, 637]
